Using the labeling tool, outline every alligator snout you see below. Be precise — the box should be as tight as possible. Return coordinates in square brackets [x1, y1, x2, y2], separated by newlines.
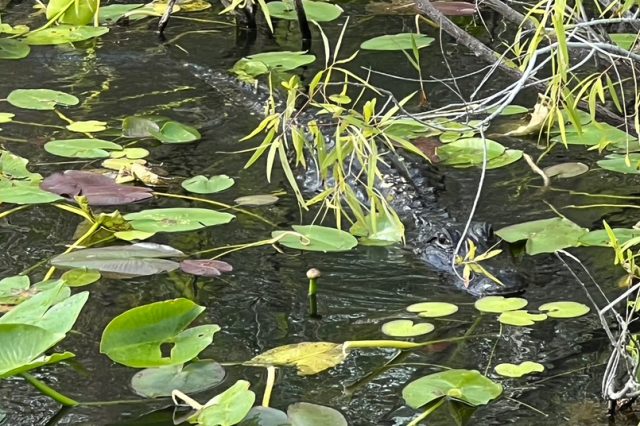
[418, 221, 526, 297]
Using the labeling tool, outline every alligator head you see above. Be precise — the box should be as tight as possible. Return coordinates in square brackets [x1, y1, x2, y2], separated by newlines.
[418, 222, 524, 297]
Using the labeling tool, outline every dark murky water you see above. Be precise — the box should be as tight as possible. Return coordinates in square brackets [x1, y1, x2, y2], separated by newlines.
[0, 2, 638, 425]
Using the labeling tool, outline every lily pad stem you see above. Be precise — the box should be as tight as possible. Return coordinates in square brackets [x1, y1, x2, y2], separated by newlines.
[20, 373, 78, 406]
[407, 398, 445, 426]
[262, 366, 276, 407]
[344, 334, 494, 351]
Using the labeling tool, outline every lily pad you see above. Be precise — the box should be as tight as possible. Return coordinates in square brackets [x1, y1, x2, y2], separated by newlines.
[46, 0, 99, 25]
[234, 194, 279, 206]
[402, 369, 502, 408]
[195, 380, 255, 426]
[496, 217, 588, 255]
[597, 154, 640, 174]
[60, 269, 101, 287]
[181, 175, 235, 194]
[543, 162, 589, 178]
[246, 342, 346, 376]
[407, 302, 459, 318]
[0, 184, 63, 204]
[0, 275, 30, 305]
[0, 323, 66, 377]
[24, 25, 109, 45]
[66, 120, 107, 133]
[110, 147, 150, 160]
[287, 402, 348, 426]
[381, 319, 434, 337]
[272, 225, 358, 252]
[1, 150, 41, 182]
[579, 228, 640, 247]
[498, 310, 547, 326]
[231, 51, 316, 81]
[551, 122, 632, 148]
[268, 0, 343, 22]
[154, 121, 201, 144]
[100, 298, 220, 368]
[44, 139, 122, 159]
[474, 296, 527, 313]
[538, 301, 590, 318]
[7, 88, 78, 110]
[494, 361, 544, 378]
[437, 138, 506, 167]
[0, 113, 14, 124]
[0, 38, 30, 60]
[360, 33, 435, 51]
[131, 359, 225, 398]
[239, 407, 289, 426]
[51, 243, 183, 278]
[180, 259, 233, 277]
[98, 4, 144, 24]
[124, 208, 234, 233]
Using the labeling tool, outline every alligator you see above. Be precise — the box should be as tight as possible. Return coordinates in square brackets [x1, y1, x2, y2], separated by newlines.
[188, 64, 525, 296]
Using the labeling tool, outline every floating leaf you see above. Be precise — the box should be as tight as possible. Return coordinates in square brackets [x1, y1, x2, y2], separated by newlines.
[504, 98, 550, 136]
[403, 369, 502, 408]
[543, 162, 589, 178]
[0, 184, 63, 204]
[486, 149, 523, 169]
[66, 120, 107, 133]
[232, 51, 316, 81]
[551, 122, 632, 148]
[406, 302, 459, 317]
[42, 170, 153, 205]
[98, 4, 144, 24]
[180, 259, 233, 277]
[124, 208, 234, 233]
[474, 296, 528, 313]
[114, 230, 156, 241]
[131, 360, 225, 398]
[437, 138, 506, 167]
[181, 175, 235, 194]
[51, 243, 183, 278]
[44, 139, 122, 159]
[24, 25, 109, 45]
[100, 298, 220, 368]
[486, 104, 528, 116]
[494, 361, 544, 378]
[234, 194, 279, 206]
[0, 324, 66, 377]
[273, 225, 358, 252]
[381, 319, 434, 337]
[0, 275, 30, 305]
[110, 148, 149, 160]
[46, 0, 99, 25]
[60, 269, 101, 287]
[195, 380, 255, 426]
[7, 88, 78, 110]
[246, 342, 346, 376]
[287, 402, 348, 426]
[0, 38, 30, 60]
[0, 150, 41, 182]
[538, 301, 590, 318]
[597, 154, 640, 174]
[153, 121, 201, 144]
[349, 211, 404, 246]
[496, 217, 588, 255]
[122, 116, 161, 138]
[610, 33, 638, 51]
[498, 310, 547, 326]
[0, 113, 14, 123]
[239, 407, 289, 426]
[579, 228, 640, 247]
[267, 0, 343, 22]
[360, 33, 435, 51]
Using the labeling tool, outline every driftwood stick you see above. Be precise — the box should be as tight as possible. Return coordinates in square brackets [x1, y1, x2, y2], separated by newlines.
[483, 0, 534, 30]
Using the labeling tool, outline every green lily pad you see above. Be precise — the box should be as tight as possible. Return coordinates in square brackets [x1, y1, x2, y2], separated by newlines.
[406, 302, 459, 317]
[498, 310, 547, 326]
[0, 113, 14, 124]
[437, 138, 506, 167]
[268, 0, 343, 21]
[496, 217, 588, 255]
[66, 120, 107, 133]
[60, 269, 101, 287]
[272, 225, 358, 252]
[1, 150, 41, 182]
[131, 359, 225, 398]
[181, 175, 235, 194]
[114, 230, 156, 241]
[100, 298, 220, 368]
[538, 301, 590, 318]
[360, 33, 435, 51]
[98, 4, 144, 24]
[24, 25, 109, 45]
[403, 369, 502, 408]
[195, 380, 255, 426]
[153, 121, 201, 144]
[124, 208, 234, 233]
[486, 105, 529, 116]
[0, 323, 66, 377]
[44, 138, 122, 158]
[0, 275, 30, 304]
[46, 0, 99, 25]
[7, 88, 78, 110]
[579, 228, 640, 247]
[494, 361, 544, 378]
[597, 154, 640, 174]
[381, 319, 434, 337]
[474, 296, 528, 313]
[110, 148, 149, 160]
[543, 162, 589, 178]
[486, 149, 523, 169]
[0, 184, 63, 204]
[551, 122, 632, 148]
[231, 51, 316, 81]
[239, 407, 289, 426]
[246, 342, 346, 376]
[349, 211, 404, 246]
[234, 194, 279, 206]
[287, 402, 348, 426]
[0, 38, 30, 60]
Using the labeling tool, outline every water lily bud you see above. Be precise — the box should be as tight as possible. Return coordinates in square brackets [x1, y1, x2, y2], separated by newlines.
[306, 268, 321, 280]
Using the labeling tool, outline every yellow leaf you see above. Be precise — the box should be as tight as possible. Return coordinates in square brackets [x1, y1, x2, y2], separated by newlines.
[504, 95, 550, 136]
[245, 342, 347, 376]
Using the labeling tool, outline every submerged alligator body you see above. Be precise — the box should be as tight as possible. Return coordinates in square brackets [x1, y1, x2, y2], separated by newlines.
[189, 64, 525, 296]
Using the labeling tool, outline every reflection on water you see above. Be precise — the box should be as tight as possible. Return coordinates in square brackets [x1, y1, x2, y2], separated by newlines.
[0, 5, 636, 425]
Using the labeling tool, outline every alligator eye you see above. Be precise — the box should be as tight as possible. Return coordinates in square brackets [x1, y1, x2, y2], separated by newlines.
[436, 233, 451, 246]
